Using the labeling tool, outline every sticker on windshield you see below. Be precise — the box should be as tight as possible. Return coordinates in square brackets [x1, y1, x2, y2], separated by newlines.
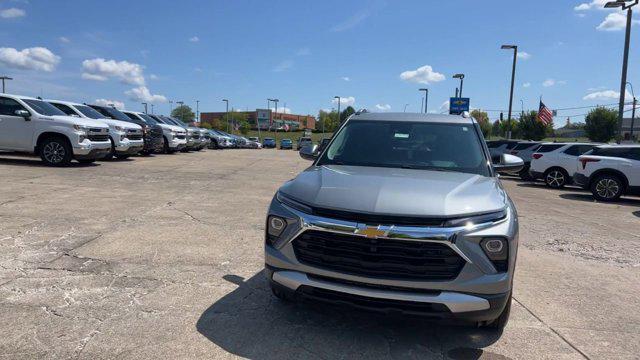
[394, 133, 409, 138]
[462, 127, 468, 131]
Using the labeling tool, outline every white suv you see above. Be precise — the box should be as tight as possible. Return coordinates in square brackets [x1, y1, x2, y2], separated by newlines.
[123, 111, 186, 153]
[48, 100, 144, 159]
[574, 145, 640, 201]
[0, 94, 111, 166]
[529, 142, 598, 188]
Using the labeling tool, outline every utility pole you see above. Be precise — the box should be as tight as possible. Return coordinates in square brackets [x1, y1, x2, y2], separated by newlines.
[196, 100, 200, 123]
[627, 82, 637, 141]
[334, 96, 341, 124]
[0, 76, 13, 93]
[501, 44, 518, 140]
[222, 99, 229, 132]
[419, 88, 429, 113]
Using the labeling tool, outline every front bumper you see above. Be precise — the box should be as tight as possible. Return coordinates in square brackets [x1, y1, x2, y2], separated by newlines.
[73, 140, 111, 156]
[265, 198, 518, 319]
[115, 139, 144, 155]
[74, 147, 111, 160]
[168, 137, 187, 150]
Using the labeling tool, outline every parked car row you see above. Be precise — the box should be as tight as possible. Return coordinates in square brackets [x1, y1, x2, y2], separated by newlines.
[0, 93, 211, 166]
[488, 139, 639, 202]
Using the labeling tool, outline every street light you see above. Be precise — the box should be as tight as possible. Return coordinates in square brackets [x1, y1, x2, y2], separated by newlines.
[268, 98, 279, 141]
[419, 88, 429, 113]
[195, 100, 200, 124]
[627, 82, 637, 140]
[141, 102, 148, 114]
[605, 0, 638, 142]
[334, 96, 341, 123]
[453, 74, 465, 98]
[501, 44, 518, 139]
[222, 99, 229, 132]
[403, 104, 409, 112]
[0, 76, 13, 93]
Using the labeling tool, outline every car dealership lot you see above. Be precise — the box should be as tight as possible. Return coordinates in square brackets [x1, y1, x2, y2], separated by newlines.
[0, 150, 638, 359]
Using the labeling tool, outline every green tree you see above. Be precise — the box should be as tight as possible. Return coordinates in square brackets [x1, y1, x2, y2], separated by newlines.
[584, 107, 618, 142]
[470, 109, 491, 138]
[340, 106, 356, 123]
[492, 120, 502, 138]
[317, 110, 340, 132]
[200, 122, 212, 129]
[517, 111, 552, 141]
[239, 120, 250, 135]
[208, 118, 224, 131]
[171, 105, 195, 123]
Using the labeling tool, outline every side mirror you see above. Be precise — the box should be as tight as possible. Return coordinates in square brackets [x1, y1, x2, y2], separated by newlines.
[493, 153, 524, 174]
[299, 144, 318, 161]
[15, 109, 30, 120]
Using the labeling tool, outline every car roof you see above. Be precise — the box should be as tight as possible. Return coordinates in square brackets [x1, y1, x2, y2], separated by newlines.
[350, 112, 475, 124]
[596, 144, 640, 148]
[45, 99, 83, 106]
[1, 93, 42, 100]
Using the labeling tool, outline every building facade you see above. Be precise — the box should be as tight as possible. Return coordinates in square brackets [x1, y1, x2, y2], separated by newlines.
[200, 109, 316, 131]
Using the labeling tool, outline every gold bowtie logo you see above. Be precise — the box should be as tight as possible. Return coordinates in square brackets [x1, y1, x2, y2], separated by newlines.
[358, 226, 386, 239]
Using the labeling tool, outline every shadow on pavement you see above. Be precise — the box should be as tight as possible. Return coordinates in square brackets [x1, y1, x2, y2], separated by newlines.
[559, 193, 640, 207]
[633, 210, 640, 218]
[196, 272, 506, 360]
[0, 156, 100, 168]
[515, 182, 587, 192]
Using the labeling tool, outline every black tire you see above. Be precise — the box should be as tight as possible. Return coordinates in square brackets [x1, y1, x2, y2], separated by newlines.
[115, 154, 130, 160]
[270, 283, 293, 301]
[104, 138, 115, 160]
[484, 292, 511, 330]
[544, 168, 568, 189]
[39, 136, 73, 167]
[590, 173, 624, 202]
[77, 159, 96, 164]
[163, 137, 172, 154]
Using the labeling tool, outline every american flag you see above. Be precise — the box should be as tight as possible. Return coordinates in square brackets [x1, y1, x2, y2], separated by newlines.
[537, 101, 553, 125]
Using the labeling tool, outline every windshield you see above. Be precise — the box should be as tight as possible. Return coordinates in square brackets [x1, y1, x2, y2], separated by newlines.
[92, 106, 132, 121]
[75, 105, 105, 119]
[138, 113, 158, 125]
[317, 120, 490, 176]
[22, 99, 66, 116]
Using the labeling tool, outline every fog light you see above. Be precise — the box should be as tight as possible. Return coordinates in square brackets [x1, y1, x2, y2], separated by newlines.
[480, 237, 508, 261]
[484, 239, 504, 253]
[267, 216, 286, 237]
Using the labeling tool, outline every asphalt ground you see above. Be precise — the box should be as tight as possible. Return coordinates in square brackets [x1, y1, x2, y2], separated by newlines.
[0, 149, 638, 359]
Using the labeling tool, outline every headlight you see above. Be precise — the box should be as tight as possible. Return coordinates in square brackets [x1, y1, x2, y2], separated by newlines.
[443, 209, 507, 228]
[73, 124, 89, 134]
[114, 126, 124, 132]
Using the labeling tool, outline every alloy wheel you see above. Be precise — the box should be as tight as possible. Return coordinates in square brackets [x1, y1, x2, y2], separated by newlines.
[595, 178, 620, 199]
[546, 170, 565, 188]
[43, 142, 65, 164]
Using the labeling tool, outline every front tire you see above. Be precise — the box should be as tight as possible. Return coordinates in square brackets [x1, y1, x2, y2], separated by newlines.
[591, 174, 624, 202]
[40, 136, 72, 167]
[544, 168, 568, 189]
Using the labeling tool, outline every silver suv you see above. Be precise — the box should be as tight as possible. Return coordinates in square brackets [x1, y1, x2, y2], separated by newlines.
[264, 112, 523, 329]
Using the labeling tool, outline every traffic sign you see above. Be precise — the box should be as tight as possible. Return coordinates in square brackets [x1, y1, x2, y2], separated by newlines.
[449, 97, 470, 115]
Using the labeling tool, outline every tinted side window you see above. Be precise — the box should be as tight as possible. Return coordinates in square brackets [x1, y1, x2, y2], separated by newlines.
[0, 97, 26, 116]
[593, 147, 634, 159]
[505, 142, 518, 150]
[564, 145, 581, 156]
[51, 103, 77, 116]
[537, 144, 564, 153]
[630, 148, 640, 161]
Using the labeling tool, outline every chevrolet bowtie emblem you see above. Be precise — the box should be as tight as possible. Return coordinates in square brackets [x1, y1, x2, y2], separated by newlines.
[357, 226, 386, 239]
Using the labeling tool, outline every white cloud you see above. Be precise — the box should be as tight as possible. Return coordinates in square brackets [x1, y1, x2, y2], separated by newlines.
[597, 12, 640, 31]
[517, 52, 531, 60]
[399, 65, 445, 85]
[295, 47, 311, 56]
[341, 76, 350, 81]
[543, 79, 566, 87]
[0, 8, 26, 18]
[331, 9, 370, 32]
[583, 89, 630, 101]
[273, 60, 293, 72]
[94, 99, 125, 110]
[332, 96, 355, 107]
[375, 104, 391, 111]
[0, 47, 60, 72]
[59, 36, 70, 43]
[189, 36, 199, 42]
[125, 86, 167, 103]
[574, 0, 609, 11]
[82, 58, 145, 86]
[149, 74, 158, 80]
[270, 107, 291, 114]
[438, 100, 450, 113]
[523, 82, 531, 88]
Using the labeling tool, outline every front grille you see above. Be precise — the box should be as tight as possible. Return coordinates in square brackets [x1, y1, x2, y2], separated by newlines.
[88, 134, 109, 142]
[191, 134, 200, 139]
[176, 134, 186, 139]
[298, 285, 451, 316]
[89, 128, 106, 133]
[311, 207, 446, 227]
[127, 133, 142, 140]
[293, 230, 465, 281]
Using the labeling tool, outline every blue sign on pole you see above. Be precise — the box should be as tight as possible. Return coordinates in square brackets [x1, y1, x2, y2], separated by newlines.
[449, 97, 470, 115]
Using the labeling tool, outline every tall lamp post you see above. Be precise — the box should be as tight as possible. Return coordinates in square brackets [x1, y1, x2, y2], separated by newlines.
[453, 74, 465, 98]
[141, 102, 148, 114]
[0, 76, 13, 93]
[419, 88, 429, 113]
[334, 96, 341, 124]
[627, 82, 637, 141]
[222, 99, 229, 132]
[501, 44, 518, 139]
[605, 0, 638, 142]
[195, 100, 200, 124]
[269, 98, 279, 141]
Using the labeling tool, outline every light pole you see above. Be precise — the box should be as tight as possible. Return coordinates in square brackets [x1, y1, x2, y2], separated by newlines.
[269, 98, 279, 141]
[520, 99, 525, 118]
[334, 96, 341, 124]
[419, 88, 429, 113]
[627, 82, 637, 141]
[222, 99, 229, 132]
[453, 73, 465, 98]
[142, 102, 148, 114]
[605, 0, 638, 142]
[403, 104, 409, 112]
[0, 76, 13, 93]
[196, 100, 200, 124]
[501, 44, 518, 139]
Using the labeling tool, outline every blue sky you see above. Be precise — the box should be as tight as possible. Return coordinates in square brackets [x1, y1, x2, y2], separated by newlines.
[0, 0, 638, 126]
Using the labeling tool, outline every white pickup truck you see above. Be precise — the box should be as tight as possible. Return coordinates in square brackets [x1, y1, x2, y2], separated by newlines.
[48, 100, 144, 159]
[123, 111, 187, 153]
[0, 93, 111, 166]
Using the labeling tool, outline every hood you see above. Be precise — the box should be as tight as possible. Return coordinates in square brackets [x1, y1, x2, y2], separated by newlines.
[158, 123, 185, 132]
[280, 165, 506, 217]
[50, 115, 109, 129]
[98, 118, 141, 131]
